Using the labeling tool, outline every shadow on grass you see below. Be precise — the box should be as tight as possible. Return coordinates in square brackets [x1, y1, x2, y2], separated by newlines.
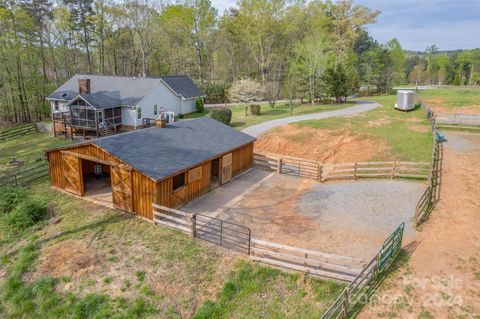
[348, 248, 412, 318]
[1, 214, 125, 261]
[230, 122, 246, 128]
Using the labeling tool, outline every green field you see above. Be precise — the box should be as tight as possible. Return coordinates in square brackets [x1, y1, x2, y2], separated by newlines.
[0, 132, 72, 175]
[419, 87, 480, 111]
[185, 101, 354, 130]
[296, 95, 434, 162]
[0, 181, 344, 319]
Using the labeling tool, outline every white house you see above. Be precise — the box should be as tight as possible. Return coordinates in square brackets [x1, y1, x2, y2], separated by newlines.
[47, 74, 205, 133]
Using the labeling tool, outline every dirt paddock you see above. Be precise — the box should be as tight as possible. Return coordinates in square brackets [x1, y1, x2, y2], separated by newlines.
[183, 168, 425, 260]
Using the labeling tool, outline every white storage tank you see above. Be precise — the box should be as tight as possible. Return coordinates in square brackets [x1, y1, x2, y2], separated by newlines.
[395, 90, 415, 111]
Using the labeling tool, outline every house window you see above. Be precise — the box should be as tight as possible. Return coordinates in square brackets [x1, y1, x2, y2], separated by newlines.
[54, 101, 59, 112]
[154, 104, 158, 116]
[172, 173, 185, 191]
[137, 107, 142, 119]
[98, 111, 104, 123]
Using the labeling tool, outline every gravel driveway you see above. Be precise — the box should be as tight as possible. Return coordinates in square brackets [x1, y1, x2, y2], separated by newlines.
[185, 169, 425, 260]
[242, 100, 380, 137]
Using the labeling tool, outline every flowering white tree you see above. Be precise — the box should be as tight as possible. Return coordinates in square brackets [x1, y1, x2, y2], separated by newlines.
[227, 78, 264, 116]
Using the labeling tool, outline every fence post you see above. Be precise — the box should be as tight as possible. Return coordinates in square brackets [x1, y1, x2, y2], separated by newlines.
[391, 161, 396, 179]
[277, 158, 282, 174]
[353, 162, 357, 180]
[342, 288, 350, 318]
[220, 220, 223, 246]
[318, 164, 323, 182]
[190, 213, 197, 238]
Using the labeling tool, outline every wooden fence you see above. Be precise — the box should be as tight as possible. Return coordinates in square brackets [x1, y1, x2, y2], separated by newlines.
[152, 203, 369, 281]
[152, 204, 251, 254]
[0, 163, 49, 188]
[413, 97, 443, 226]
[250, 239, 365, 282]
[254, 153, 430, 182]
[320, 223, 404, 319]
[0, 124, 37, 141]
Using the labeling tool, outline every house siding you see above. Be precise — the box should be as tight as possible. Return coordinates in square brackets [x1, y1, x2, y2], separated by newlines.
[135, 82, 182, 126]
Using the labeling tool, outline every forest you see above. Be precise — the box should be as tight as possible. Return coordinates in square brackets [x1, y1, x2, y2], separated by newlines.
[0, 0, 479, 124]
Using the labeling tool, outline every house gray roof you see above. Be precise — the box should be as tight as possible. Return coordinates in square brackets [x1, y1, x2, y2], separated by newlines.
[91, 117, 255, 181]
[160, 76, 205, 99]
[47, 74, 204, 108]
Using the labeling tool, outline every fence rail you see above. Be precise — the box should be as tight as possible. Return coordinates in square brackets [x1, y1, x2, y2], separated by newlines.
[320, 223, 404, 319]
[414, 97, 443, 226]
[250, 239, 365, 282]
[152, 204, 251, 254]
[0, 124, 37, 141]
[254, 153, 430, 182]
[0, 163, 49, 188]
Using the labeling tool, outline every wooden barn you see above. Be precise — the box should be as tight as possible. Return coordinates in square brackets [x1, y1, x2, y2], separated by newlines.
[46, 117, 255, 221]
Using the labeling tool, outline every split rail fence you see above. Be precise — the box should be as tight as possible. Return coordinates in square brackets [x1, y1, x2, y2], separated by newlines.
[152, 204, 251, 254]
[254, 153, 430, 182]
[320, 223, 405, 319]
[0, 163, 49, 188]
[250, 238, 365, 282]
[152, 203, 366, 281]
[0, 124, 37, 141]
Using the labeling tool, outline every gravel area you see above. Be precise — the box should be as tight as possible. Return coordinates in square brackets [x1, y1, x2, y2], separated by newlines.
[185, 169, 425, 260]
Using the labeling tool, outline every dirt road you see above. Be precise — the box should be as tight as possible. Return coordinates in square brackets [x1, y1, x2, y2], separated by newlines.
[358, 132, 480, 318]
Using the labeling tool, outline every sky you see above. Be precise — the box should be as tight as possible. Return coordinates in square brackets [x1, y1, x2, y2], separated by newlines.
[211, 0, 480, 51]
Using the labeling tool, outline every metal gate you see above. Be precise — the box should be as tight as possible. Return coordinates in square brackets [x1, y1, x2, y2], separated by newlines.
[195, 213, 251, 254]
[379, 222, 404, 272]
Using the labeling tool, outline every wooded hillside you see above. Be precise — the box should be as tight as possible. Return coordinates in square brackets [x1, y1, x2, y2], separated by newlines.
[0, 0, 479, 125]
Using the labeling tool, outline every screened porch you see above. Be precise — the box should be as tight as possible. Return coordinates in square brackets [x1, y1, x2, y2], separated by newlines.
[69, 99, 121, 131]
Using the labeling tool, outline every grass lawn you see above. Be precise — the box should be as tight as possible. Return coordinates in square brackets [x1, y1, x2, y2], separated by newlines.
[295, 95, 434, 162]
[419, 87, 480, 113]
[184, 101, 355, 130]
[0, 182, 345, 318]
[0, 132, 72, 175]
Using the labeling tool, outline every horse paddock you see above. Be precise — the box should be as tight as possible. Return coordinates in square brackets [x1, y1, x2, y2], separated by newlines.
[183, 168, 425, 260]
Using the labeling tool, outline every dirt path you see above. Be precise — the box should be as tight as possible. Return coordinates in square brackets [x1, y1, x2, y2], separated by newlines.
[358, 132, 480, 318]
[242, 100, 380, 137]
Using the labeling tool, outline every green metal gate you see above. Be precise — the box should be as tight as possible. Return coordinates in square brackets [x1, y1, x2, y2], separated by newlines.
[379, 222, 404, 272]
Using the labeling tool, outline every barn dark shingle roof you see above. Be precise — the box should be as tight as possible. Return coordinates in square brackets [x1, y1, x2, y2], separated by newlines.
[92, 117, 255, 181]
[47, 74, 204, 107]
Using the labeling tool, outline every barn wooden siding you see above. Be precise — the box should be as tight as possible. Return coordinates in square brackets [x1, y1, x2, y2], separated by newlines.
[232, 142, 254, 176]
[155, 161, 211, 212]
[47, 144, 122, 189]
[47, 141, 254, 221]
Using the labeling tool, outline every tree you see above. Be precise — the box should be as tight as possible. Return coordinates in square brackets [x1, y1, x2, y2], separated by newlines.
[227, 78, 264, 116]
[322, 64, 358, 102]
[291, 33, 331, 104]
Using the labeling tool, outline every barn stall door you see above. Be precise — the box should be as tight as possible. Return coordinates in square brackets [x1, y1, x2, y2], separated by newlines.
[62, 153, 84, 196]
[221, 153, 233, 184]
[111, 166, 133, 213]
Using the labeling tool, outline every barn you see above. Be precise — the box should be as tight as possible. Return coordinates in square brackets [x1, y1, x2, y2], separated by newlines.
[46, 117, 256, 221]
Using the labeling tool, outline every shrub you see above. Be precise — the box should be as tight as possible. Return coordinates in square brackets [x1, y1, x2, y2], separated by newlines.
[210, 107, 232, 125]
[0, 187, 27, 215]
[203, 83, 226, 103]
[250, 104, 261, 116]
[195, 97, 205, 113]
[4, 197, 47, 230]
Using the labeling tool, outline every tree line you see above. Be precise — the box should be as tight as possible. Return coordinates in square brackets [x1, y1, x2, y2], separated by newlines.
[0, 0, 478, 125]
